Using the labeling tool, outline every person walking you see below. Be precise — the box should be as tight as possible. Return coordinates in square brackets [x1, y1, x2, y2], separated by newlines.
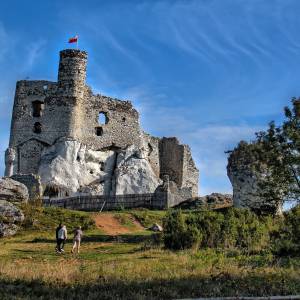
[71, 226, 83, 254]
[55, 223, 62, 253]
[57, 225, 68, 253]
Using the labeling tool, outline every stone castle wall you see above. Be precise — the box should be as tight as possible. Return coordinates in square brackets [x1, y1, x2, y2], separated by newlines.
[10, 174, 42, 200]
[159, 137, 198, 197]
[5, 49, 199, 203]
[42, 188, 183, 211]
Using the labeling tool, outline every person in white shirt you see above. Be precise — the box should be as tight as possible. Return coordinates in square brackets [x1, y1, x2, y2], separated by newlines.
[57, 225, 67, 253]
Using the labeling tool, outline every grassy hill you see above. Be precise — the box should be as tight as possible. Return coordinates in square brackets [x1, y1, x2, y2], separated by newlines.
[0, 206, 299, 299]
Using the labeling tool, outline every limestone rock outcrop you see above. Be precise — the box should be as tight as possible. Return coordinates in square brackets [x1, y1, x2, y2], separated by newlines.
[227, 142, 283, 214]
[0, 177, 27, 237]
[0, 177, 29, 203]
[0, 200, 24, 237]
[114, 145, 162, 195]
[39, 138, 116, 196]
[38, 139, 162, 197]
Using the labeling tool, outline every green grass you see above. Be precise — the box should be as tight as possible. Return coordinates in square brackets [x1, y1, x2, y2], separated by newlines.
[20, 204, 96, 231]
[131, 209, 165, 228]
[0, 206, 299, 300]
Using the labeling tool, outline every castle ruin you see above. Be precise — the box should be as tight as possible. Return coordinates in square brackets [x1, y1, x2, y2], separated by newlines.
[5, 49, 199, 207]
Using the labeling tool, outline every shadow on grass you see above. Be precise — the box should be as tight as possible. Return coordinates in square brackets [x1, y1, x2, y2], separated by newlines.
[0, 272, 299, 300]
[30, 234, 152, 244]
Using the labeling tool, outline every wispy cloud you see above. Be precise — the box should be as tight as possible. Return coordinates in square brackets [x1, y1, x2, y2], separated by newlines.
[21, 39, 46, 72]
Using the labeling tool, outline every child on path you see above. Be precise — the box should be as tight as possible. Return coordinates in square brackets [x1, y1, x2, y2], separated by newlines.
[71, 226, 83, 254]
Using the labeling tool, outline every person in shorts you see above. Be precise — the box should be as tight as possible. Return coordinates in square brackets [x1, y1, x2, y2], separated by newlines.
[71, 226, 83, 254]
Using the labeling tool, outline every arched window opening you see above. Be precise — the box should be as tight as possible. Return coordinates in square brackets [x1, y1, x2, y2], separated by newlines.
[33, 122, 42, 134]
[98, 112, 108, 125]
[95, 127, 103, 136]
[32, 100, 44, 117]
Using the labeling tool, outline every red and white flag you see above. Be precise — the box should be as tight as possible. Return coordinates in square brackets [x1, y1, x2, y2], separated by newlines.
[68, 35, 78, 43]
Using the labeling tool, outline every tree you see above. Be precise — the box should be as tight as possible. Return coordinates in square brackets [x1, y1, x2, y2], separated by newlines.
[255, 98, 300, 206]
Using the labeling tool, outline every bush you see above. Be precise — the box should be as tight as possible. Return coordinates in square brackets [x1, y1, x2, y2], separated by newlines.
[272, 205, 300, 256]
[163, 208, 272, 252]
[163, 210, 202, 250]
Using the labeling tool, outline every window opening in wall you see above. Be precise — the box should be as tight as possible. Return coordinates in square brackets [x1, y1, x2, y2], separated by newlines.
[32, 101, 44, 117]
[122, 117, 126, 122]
[95, 127, 103, 136]
[98, 112, 108, 125]
[33, 122, 42, 134]
[100, 162, 105, 171]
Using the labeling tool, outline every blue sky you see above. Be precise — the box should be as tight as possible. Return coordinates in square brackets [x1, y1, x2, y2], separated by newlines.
[1, 0, 300, 195]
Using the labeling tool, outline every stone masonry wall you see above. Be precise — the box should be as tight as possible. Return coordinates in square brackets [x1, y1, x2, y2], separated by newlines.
[159, 137, 184, 186]
[43, 192, 169, 211]
[5, 49, 199, 204]
[11, 174, 42, 200]
[76, 93, 142, 150]
[159, 137, 199, 196]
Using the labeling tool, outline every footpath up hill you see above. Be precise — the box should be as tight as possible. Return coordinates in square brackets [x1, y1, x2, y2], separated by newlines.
[0, 206, 299, 300]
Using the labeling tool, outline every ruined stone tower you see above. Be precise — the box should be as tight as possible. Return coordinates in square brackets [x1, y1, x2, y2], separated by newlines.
[5, 49, 199, 203]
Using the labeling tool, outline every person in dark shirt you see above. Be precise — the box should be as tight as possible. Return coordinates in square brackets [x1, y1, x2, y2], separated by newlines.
[55, 223, 62, 253]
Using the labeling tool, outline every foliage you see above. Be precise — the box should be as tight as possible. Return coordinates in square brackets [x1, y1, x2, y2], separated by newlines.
[272, 205, 300, 255]
[163, 208, 273, 252]
[163, 210, 202, 250]
[132, 209, 165, 228]
[229, 99, 300, 212]
[20, 203, 95, 231]
[0, 208, 299, 299]
[254, 99, 300, 207]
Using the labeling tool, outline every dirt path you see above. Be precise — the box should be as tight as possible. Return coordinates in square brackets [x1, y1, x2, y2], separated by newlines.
[92, 213, 144, 235]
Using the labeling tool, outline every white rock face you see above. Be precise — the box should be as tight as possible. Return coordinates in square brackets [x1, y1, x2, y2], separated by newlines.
[39, 138, 116, 196]
[0, 177, 29, 203]
[114, 145, 162, 195]
[39, 139, 161, 197]
[227, 143, 283, 215]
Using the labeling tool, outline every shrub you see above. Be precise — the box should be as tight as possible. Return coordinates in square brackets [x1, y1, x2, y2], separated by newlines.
[163, 208, 272, 252]
[163, 210, 201, 250]
[272, 205, 300, 256]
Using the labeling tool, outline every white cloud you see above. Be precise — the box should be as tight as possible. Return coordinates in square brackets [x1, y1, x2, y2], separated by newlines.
[21, 39, 46, 72]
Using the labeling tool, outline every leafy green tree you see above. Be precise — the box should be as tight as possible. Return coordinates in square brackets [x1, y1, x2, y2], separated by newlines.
[256, 98, 300, 206]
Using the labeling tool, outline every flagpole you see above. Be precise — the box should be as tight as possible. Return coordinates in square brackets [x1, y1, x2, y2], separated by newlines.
[77, 35, 78, 49]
